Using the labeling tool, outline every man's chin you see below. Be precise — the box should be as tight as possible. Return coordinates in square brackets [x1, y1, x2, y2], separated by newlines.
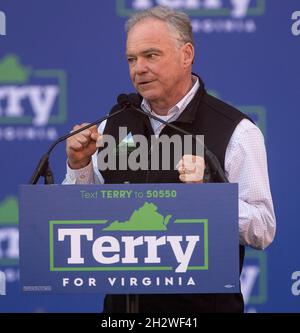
[137, 90, 158, 102]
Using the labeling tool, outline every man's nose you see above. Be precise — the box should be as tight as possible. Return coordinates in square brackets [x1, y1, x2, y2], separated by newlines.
[134, 57, 148, 74]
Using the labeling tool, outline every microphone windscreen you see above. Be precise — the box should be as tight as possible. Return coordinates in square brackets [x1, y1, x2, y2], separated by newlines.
[128, 93, 141, 107]
[117, 94, 130, 107]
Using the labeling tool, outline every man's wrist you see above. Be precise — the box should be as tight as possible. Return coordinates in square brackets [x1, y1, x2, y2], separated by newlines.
[68, 158, 91, 170]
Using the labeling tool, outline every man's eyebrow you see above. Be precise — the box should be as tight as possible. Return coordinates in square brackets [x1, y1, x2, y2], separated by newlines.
[126, 48, 163, 57]
[141, 48, 163, 54]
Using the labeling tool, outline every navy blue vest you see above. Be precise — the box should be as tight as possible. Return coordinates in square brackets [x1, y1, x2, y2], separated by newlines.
[100, 78, 250, 313]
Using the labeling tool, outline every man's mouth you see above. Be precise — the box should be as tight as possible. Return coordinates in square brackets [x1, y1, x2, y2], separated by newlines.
[137, 80, 155, 87]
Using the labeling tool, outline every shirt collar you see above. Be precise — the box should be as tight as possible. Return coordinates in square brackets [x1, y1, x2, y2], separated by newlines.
[141, 75, 200, 120]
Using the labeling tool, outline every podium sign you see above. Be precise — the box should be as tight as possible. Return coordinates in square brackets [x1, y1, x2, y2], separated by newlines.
[19, 183, 239, 294]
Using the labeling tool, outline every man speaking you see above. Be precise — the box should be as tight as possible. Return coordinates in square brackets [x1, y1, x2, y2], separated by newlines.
[63, 6, 276, 313]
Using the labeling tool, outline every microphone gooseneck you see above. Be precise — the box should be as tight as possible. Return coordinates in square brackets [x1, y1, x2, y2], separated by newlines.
[29, 98, 130, 185]
[30, 92, 228, 185]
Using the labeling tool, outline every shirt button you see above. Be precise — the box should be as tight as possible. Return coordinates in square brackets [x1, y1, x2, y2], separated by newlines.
[79, 174, 86, 180]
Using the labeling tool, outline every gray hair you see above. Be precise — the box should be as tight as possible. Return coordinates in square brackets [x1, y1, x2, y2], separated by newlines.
[125, 6, 194, 46]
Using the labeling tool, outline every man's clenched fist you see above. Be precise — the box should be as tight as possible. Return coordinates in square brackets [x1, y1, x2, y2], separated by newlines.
[177, 154, 205, 183]
[66, 123, 101, 169]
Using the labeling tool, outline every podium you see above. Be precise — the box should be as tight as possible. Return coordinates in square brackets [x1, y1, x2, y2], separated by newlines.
[19, 183, 240, 299]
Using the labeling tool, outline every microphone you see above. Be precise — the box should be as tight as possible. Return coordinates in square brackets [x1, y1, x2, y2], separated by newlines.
[29, 97, 130, 185]
[117, 93, 131, 108]
[125, 93, 228, 183]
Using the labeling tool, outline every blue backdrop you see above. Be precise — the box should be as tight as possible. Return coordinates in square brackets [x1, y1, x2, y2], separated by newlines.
[0, 0, 299, 312]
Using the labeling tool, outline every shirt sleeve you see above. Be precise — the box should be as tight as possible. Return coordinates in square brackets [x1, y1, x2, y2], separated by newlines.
[62, 156, 104, 185]
[225, 119, 276, 250]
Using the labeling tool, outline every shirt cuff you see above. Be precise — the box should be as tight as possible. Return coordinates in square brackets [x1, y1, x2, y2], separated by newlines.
[66, 160, 95, 184]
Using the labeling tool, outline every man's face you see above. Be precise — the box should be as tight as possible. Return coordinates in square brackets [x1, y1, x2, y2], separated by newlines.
[126, 19, 191, 110]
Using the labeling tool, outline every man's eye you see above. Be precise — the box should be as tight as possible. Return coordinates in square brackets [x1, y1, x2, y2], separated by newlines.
[127, 58, 136, 64]
[147, 54, 157, 59]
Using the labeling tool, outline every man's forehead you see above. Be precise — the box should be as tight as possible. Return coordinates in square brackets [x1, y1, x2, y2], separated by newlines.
[127, 19, 173, 42]
[126, 20, 176, 54]
[128, 17, 168, 33]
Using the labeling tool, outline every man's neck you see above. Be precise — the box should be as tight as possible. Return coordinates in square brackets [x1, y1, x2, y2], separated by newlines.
[150, 76, 194, 116]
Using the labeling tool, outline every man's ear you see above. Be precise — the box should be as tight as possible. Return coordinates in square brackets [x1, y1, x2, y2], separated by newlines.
[182, 43, 195, 68]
